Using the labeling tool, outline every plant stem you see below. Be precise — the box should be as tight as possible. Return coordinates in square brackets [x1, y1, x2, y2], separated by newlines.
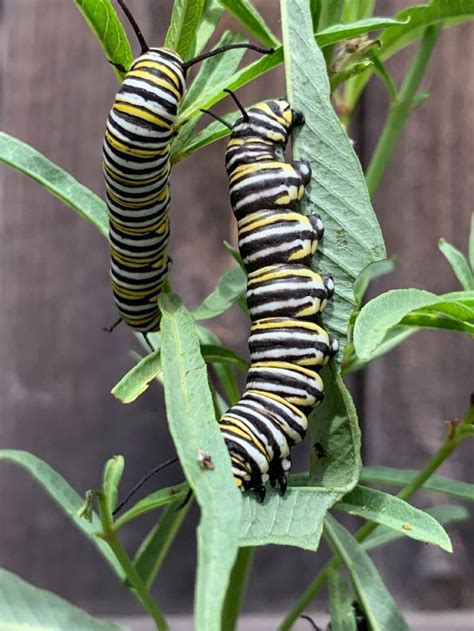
[365, 24, 441, 197]
[279, 400, 474, 631]
[96, 491, 169, 631]
[221, 547, 255, 630]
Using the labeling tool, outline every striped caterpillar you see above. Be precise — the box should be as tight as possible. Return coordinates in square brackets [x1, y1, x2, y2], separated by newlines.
[103, 0, 271, 335]
[205, 92, 337, 500]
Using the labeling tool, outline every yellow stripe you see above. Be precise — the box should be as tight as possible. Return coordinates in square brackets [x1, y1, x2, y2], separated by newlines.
[107, 186, 169, 209]
[251, 361, 321, 381]
[114, 102, 173, 129]
[128, 69, 182, 100]
[251, 319, 323, 333]
[104, 163, 170, 186]
[248, 267, 320, 284]
[132, 59, 182, 89]
[105, 130, 163, 157]
[247, 390, 305, 417]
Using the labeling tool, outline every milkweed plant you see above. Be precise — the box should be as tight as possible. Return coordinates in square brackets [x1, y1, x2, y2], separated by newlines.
[0, 1, 473, 629]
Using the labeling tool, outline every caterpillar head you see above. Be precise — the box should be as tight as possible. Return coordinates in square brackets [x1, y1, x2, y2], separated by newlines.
[233, 100, 304, 148]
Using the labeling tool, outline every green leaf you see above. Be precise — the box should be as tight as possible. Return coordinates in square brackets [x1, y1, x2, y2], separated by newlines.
[401, 303, 474, 335]
[192, 265, 247, 320]
[196, 326, 241, 406]
[353, 258, 397, 306]
[328, 570, 357, 631]
[165, 0, 206, 59]
[324, 514, 410, 631]
[439, 238, 474, 290]
[362, 505, 470, 551]
[182, 32, 247, 109]
[0, 450, 124, 580]
[115, 483, 189, 528]
[354, 289, 474, 360]
[343, 325, 415, 374]
[133, 501, 191, 588]
[317, 0, 344, 32]
[346, 0, 474, 109]
[330, 61, 374, 92]
[281, 0, 386, 355]
[335, 486, 453, 552]
[0, 133, 108, 237]
[239, 487, 340, 550]
[201, 344, 249, 371]
[316, 17, 409, 48]
[74, 0, 133, 80]
[0, 568, 126, 630]
[112, 349, 162, 404]
[194, 0, 225, 55]
[176, 16, 412, 124]
[469, 212, 474, 270]
[159, 293, 241, 631]
[342, 0, 375, 23]
[103, 455, 125, 514]
[308, 365, 361, 493]
[219, 0, 279, 48]
[361, 466, 474, 503]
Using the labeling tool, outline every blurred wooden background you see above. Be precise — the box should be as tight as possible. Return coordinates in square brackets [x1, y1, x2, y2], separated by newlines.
[0, 0, 472, 618]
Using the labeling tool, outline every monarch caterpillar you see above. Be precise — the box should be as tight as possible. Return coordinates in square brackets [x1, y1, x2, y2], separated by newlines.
[104, 0, 272, 334]
[203, 91, 337, 500]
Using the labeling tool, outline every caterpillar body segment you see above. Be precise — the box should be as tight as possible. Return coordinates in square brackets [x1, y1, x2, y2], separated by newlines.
[246, 264, 334, 321]
[211, 94, 337, 500]
[238, 210, 324, 271]
[104, 1, 273, 333]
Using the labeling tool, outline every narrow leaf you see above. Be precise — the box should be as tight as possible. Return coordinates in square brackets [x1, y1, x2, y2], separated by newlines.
[0, 451, 124, 580]
[324, 514, 410, 631]
[165, 0, 206, 59]
[335, 486, 453, 552]
[133, 501, 191, 588]
[328, 570, 357, 631]
[192, 265, 247, 320]
[354, 289, 449, 360]
[172, 111, 240, 164]
[361, 466, 474, 503]
[281, 0, 386, 354]
[0, 133, 108, 237]
[346, 0, 474, 110]
[219, 0, 279, 48]
[362, 505, 470, 551]
[112, 349, 162, 404]
[115, 483, 189, 528]
[201, 344, 249, 371]
[239, 488, 340, 550]
[103, 455, 125, 514]
[197, 326, 241, 407]
[176, 16, 412, 124]
[182, 32, 247, 109]
[316, 17, 409, 48]
[74, 0, 133, 79]
[0, 568, 126, 630]
[159, 293, 241, 631]
[194, 0, 225, 55]
[439, 238, 474, 290]
[353, 258, 396, 306]
[308, 365, 361, 493]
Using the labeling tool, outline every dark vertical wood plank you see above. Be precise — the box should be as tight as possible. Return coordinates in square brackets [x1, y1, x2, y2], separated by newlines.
[361, 0, 474, 607]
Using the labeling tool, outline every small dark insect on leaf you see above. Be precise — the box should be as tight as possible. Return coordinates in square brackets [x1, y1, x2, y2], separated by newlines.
[313, 442, 327, 459]
[353, 601, 369, 631]
[197, 449, 215, 470]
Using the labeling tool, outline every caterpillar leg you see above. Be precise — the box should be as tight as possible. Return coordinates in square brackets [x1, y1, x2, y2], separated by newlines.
[291, 159, 312, 186]
[103, 316, 122, 333]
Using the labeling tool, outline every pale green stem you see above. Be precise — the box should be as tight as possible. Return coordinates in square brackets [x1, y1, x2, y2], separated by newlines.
[365, 24, 441, 197]
[96, 491, 170, 631]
